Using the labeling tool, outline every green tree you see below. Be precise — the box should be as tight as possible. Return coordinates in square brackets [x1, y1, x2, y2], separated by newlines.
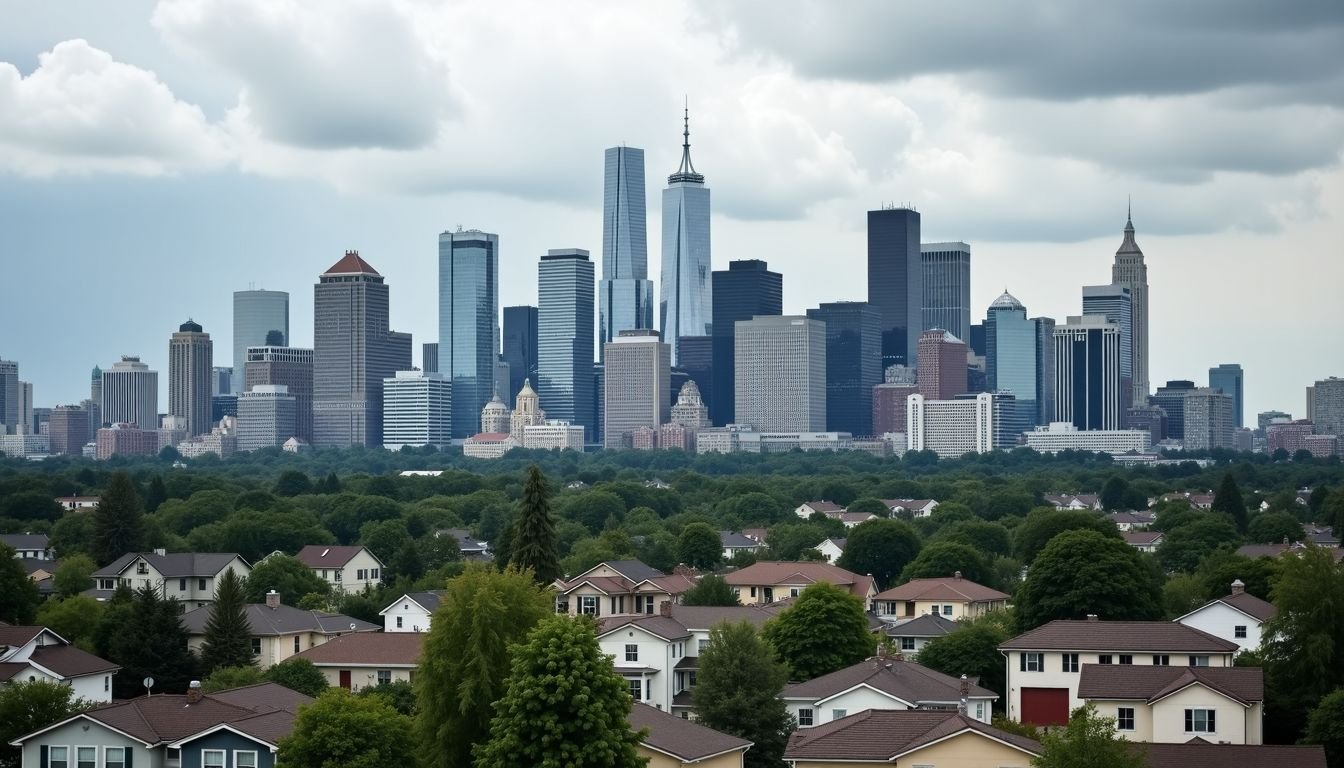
[837, 519, 921, 589]
[274, 470, 314, 497]
[765, 522, 831, 560]
[267, 658, 329, 697]
[1247, 511, 1304, 544]
[682, 574, 739, 606]
[202, 665, 266, 692]
[1194, 551, 1278, 601]
[143, 475, 168, 513]
[1305, 688, 1344, 768]
[278, 688, 414, 768]
[1261, 546, 1344, 742]
[1211, 472, 1248, 533]
[92, 472, 146, 565]
[1156, 516, 1241, 573]
[677, 522, 723, 569]
[0, 491, 63, 523]
[510, 466, 560, 584]
[1100, 476, 1130, 511]
[1012, 509, 1118, 564]
[845, 497, 890, 517]
[693, 621, 794, 768]
[35, 596, 105, 650]
[1016, 530, 1162, 631]
[763, 582, 873, 680]
[244, 555, 330, 605]
[416, 564, 552, 768]
[899, 542, 994, 586]
[49, 512, 96, 559]
[0, 680, 94, 768]
[936, 520, 1012, 558]
[1034, 704, 1146, 768]
[0, 544, 39, 624]
[356, 680, 417, 717]
[107, 585, 198, 699]
[474, 617, 645, 768]
[92, 584, 135, 659]
[918, 613, 1012, 698]
[320, 472, 342, 494]
[200, 568, 254, 673]
[53, 553, 97, 598]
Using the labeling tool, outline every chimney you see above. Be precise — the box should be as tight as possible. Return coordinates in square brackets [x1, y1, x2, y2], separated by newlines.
[1231, 579, 1245, 595]
[1086, 614, 1099, 622]
[186, 680, 202, 704]
[958, 674, 970, 715]
[266, 590, 281, 609]
[953, 570, 962, 580]
[659, 600, 672, 617]
[154, 547, 167, 557]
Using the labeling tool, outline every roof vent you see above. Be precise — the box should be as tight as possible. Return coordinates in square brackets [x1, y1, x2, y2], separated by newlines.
[321, 548, 330, 557]
[1230, 579, 1245, 595]
[1086, 614, 1099, 621]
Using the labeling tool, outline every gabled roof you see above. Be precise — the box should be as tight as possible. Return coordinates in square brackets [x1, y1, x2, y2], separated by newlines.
[1078, 664, 1263, 705]
[598, 615, 693, 643]
[293, 632, 424, 667]
[1000, 620, 1239, 653]
[882, 498, 937, 510]
[720, 530, 761, 549]
[599, 560, 665, 582]
[0, 625, 49, 648]
[93, 552, 246, 579]
[628, 702, 752, 762]
[379, 590, 445, 616]
[0, 534, 49, 550]
[783, 709, 1041, 762]
[294, 545, 381, 568]
[666, 604, 779, 630]
[782, 657, 996, 705]
[1123, 531, 1164, 545]
[1110, 511, 1156, 524]
[799, 500, 845, 513]
[1137, 742, 1325, 768]
[882, 613, 961, 639]
[1179, 591, 1276, 624]
[167, 710, 296, 750]
[873, 576, 1010, 604]
[180, 603, 379, 637]
[26, 644, 121, 678]
[723, 561, 873, 600]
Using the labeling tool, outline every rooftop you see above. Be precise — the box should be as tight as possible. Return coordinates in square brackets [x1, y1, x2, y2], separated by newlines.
[782, 656, 997, 704]
[874, 576, 1010, 604]
[628, 703, 751, 762]
[93, 552, 244, 579]
[294, 545, 379, 568]
[783, 709, 1041, 763]
[180, 603, 379, 637]
[293, 632, 424, 667]
[1078, 664, 1263, 705]
[322, 250, 380, 276]
[1000, 620, 1239, 653]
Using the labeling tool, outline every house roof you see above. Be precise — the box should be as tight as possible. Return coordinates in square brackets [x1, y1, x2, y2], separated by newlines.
[723, 561, 874, 600]
[1137, 742, 1325, 768]
[439, 529, 488, 553]
[873, 576, 1010, 604]
[641, 573, 696, 595]
[720, 530, 761, 549]
[294, 545, 380, 568]
[666, 604, 779, 630]
[783, 709, 1041, 762]
[0, 534, 49, 550]
[882, 613, 961, 638]
[1236, 543, 1344, 562]
[628, 702, 752, 762]
[1181, 591, 1276, 624]
[293, 632, 424, 666]
[882, 498, 936, 510]
[93, 552, 245, 579]
[799, 501, 844, 513]
[1110, 511, 1155, 524]
[26, 644, 120, 678]
[1078, 664, 1263, 705]
[180, 603, 379, 637]
[598, 560, 665, 582]
[782, 657, 996, 704]
[1123, 531, 1164, 545]
[379, 590, 445, 616]
[838, 512, 877, 523]
[0, 625, 46, 648]
[598, 615, 693, 642]
[170, 710, 297, 749]
[206, 682, 312, 713]
[1000, 620, 1239, 653]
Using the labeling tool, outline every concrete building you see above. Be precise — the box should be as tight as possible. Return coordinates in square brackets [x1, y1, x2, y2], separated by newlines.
[906, 392, 1010, 458]
[236, 384, 298, 452]
[603, 330, 671, 449]
[232, 289, 289, 394]
[1053, 315, 1121, 431]
[1152, 380, 1197, 441]
[1265, 420, 1314, 455]
[523, 421, 585, 451]
[1305, 434, 1340, 457]
[1183, 387, 1235, 451]
[711, 259, 782, 425]
[96, 422, 158, 460]
[599, 146, 655, 353]
[47, 405, 88, 456]
[660, 109, 712, 366]
[916, 329, 967, 401]
[169, 320, 214, 436]
[1082, 284, 1133, 416]
[382, 371, 452, 451]
[210, 367, 232, 397]
[177, 416, 238, 459]
[1111, 209, 1150, 407]
[0, 433, 48, 457]
[421, 342, 438, 375]
[1209, 364, 1245, 429]
[17, 381, 32, 434]
[462, 432, 520, 458]
[872, 382, 919, 435]
[807, 301, 881, 436]
[510, 378, 546, 441]
[157, 415, 188, 452]
[734, 316, 827, 432]
[696, 428, 859, 454]
[480, 390, 511, 434]
[920, 241, 971, 342]
[1024, 422, 1152, 455]
[438, 230, 499, 439]
[868, 206, 922, 369]
[1312, 377, 1344, 438]
[1126, 405, 1167, 444]
[538, 248, 596, 440]
[245, 345, 314, 443]
[100, 356, 158, 430]
[665, 379, 711, 451]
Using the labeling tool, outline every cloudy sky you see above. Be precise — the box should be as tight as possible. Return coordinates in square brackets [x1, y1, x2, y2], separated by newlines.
[1, 0, 1341, 419]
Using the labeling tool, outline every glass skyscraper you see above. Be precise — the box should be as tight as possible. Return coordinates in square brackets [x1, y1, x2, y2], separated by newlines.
[1053, 315, 1121, 431]
[1082, 283, 1133, 415]
[438, 229, 499, 439]
[1208, 363, 1244, 429]
[985, 292, 1037, 429]
[920, 242, 971, 343]
[660, 110, 711, 366]
[538, 249, 595, 440]
[232, 289, 289, 394]
[503, 305, 538, 408]
[600, 147, 654, 355]
[806, 301, 881, 436]
[867, 207, 922, 370]
[711, 260, 782, 425]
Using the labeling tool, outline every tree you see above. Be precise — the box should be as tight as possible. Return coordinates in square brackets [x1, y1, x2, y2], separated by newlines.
[0, 544, 39, 625]
[267, 658, 329, 697]
[682, 574, 739, 606]
[510, 465, 560, 584]
[321, 472, 342, 494]
[474, 616, 645, 768]
[143, 475, 168, 513]
[1012, 509, 1118, 564]
[845, 497, 890, 517]
[1261, 546, 1344, 742]
[200, 568, 253, 673]
[765, 522, 832, 560]
[0, 491, 63, 523]
[900, 542, 995, 586]
[1194, 550, 1278, 601]
[244, 555, 330, 605]
[917, 614, 1012, 698]
[416, 564, 552, 768]
[1156, 516, 1241, 573]
[763, 582, 873, 680]
[53, 553, 97, 598]
[1034, 705, 1146, 768]
[1212, 472, 1248, 532]
[356, 680, 417, 717]
[693, 621, 794, 768]
[836, 519, 921, 589]
[49, 512, 96, 559]
[1305, 688, 1344, 768]
[92, 472, 145, 565]
[677, 522, 723, 569]
[0, 680, 94, 768]
[1246, 511, 1304, 544]
[274, 470, 314, 497]
[936, 520, 1012, 558]
[202, 665, 266, 692]
[278, 688, 414, 768]
[35, 596, 105, 650]
[107, 585, 198, 699]
[1016, 530, 1162, 631]
[1100, 476, 1130, 511]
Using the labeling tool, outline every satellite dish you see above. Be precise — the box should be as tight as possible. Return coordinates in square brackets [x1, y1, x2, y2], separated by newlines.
[143, 677, 155, 696]
[349, 622, 356, 630]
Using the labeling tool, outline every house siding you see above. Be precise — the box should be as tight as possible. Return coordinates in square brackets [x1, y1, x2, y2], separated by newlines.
[179, 731, 275, 768]
[789, 731, 1034, 767]
[1177, 602, 1265, 652]
[20, 719, 155, 768]
[317, 664, 415, 692]
[637, 746, 744, 768]
[382, 602, 433, 633]
[600, 626, 681, 711]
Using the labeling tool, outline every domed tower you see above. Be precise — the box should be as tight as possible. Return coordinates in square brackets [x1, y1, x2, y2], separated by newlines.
[480, 388, 511, 434]
[670, 379, 710, 430]
[510, 378, 545, 440]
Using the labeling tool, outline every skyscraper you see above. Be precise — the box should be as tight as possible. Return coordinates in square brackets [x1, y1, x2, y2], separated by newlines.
[502, 305, 538, 410]
[1152, 380, 1197, 441]
[868, 206, 922, 369]
[0, 359, 17, 434]
[734, 316, 827, 432]
[245, 345, 315, 443]
[1033, 317, 1057, 426]
[675, 335, 713, 415]
[1208, 363, 1245, 429]
[1053, 315, 1121, 430]
[236, 385, 298, 452]
[1312, 377, 1344, 438]
[382, 371, 452, 451]
[711, 260, 782, 425]
[439, 229, 500, 439]
[920, 242, 971, 343]
[600, 146, 655, 353]
[48, 405, 88, 456]
[806, 302, 881, 436]
[916, 330, 968, 401]
[1183, 387, 1234, 451]
[1111, 207, 1149, 405]
[984, 291, 1050, 431]
[100, 356, 158, 429]
[603, 330, 671, 449]
[537, 248, 595, 439]
[169, 320, 214, 436]
[232, 289, 289, 394]
[660, 109, 712, 365]
[421, 343, 438, 375]
[313, 251, 411, 448]
[1082, 284, 1133, 415]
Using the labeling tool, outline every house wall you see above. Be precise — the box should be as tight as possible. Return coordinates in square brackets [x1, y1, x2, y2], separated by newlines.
[187, 631, 329, 669]
[20, 719, 156, 768]
[789, 731, 1035, 768]
[102, 556, 251, 609]
[637, 745, 744, 768]
[788, 689, 994, 728]
[179, 731, 276, 768]
[600, 626, 681, 711]
[318, 664, 415, 692]
[815, 541, 843, 563]
[68, 672, 114, 703]
[1177, 602, 1264, 652]
[1004, 650, 1233, 722]
[1151, 687, 1255, 745]
[383, 602, 433, 633]
[1089, 697, 1156, 741]
[327, 550, 382, 592]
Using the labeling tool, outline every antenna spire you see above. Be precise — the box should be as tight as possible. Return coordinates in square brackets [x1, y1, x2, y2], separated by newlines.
[668, 97, 704, 184]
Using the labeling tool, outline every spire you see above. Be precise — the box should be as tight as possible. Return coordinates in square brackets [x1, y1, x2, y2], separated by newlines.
[668, 98, 705, 185]
[1118, 201, 1141, 253]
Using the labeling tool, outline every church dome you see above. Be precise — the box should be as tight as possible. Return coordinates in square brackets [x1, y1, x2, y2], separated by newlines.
[989, 291, 1024, 311]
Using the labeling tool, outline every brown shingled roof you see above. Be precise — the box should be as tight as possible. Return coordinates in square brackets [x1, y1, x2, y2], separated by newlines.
[27, 644, 120, 678]
[294, 545, 375, 568]
[1213, 591, 1277, 622]
[784, 709, 1041, 762]
[874, 576, 1010, 604]
[1000, 620, 1238, 653]
[1137, 742, 1325, 768]
[597, 615, 692, 642]
[293, 632, 424, 666]
[628, 702, 752, 762]
[1078, 664, 1263, 705]
[782, 657, 997, 704]
[724, 561, 873, 600]
[323, 251, 380, 275]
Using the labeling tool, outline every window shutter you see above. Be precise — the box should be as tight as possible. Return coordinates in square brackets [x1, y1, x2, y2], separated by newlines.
[40, 745, 48, 768]
[125, 749, 133, 768]
[1019, 654, 1026, 671]
[1209, 711, 1215, 732]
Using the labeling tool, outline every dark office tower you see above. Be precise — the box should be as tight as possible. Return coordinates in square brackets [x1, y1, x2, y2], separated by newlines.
[1209, 363, 1245, 429]
[968, 323, 986, 358]
[0, 359, 17, 434]
[169, 320, 213, 436]
[675, 335, 713, 416]
[806, 302, 881, 435]
[1082, 284, 1134, 418]
[920, 242, 971, 342]
[232, 289, 289, 394]
[422, 343, 438, 374]
[867, 206, 922, 370]
[246, 346, 315, 443]
[439, 229, 499, 439]
[1152, 380, 1197, 441]
[503, 305, 539, 408]
[1032, 317, 1056, 425]
[1128, 404, 1167, 444]
[710, 260, 782, 425]
[48, 405, 88, 455]
[1053, 315, 1121, 430]
[600, 147, 654, 355]
[538, 249, 595, 439]
[313, 251, 411, 448]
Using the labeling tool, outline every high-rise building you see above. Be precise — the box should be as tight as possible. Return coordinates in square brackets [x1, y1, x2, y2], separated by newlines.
[1082, 284, 1133, 416]
[48, 405, 88, 456]
[872, 382, 919, 436]
[675, 335, 713, 416]
[480, 390, 511, 435]
[439, 229, 500, 439]
[245, 346, 315, 443]
[502, 306, 538, 410]
[88, 366, 103, 432]
[867, 206, 922, 370]
[313, 251, 411, 448]
[211, 367, 232, 398]
[537, 248, 595, 438]
[603, 330, 671, 449]
[96, 422, 159, 460]
[985, 291, 1037, 414]
[1053, 315, 1121, 431]
[1111, 207, 1149, 405]
[510, 379, 545, 441]
[17, 381, 32, 435]
[711, 260, 782, 425]
[734, 316, 826, 432]
[0, 359, 17, 434]
[1183, 388, 1234, 451]
[806, 302, 881, 436]
[1208, 363, 1245, 430]
[169, 319, 213, 436]
[967, 323, 986, 358]
[101, 356, 158, 429]
[236, 385, 298, 452]
[1152, 380, 1198, 441]
[1258, 410, 1291, 432]
[1266, 420, 1315, 455]
[1033, 317, 1057, 426]
[906, 392, 1012, 458]
[916, 329, 967, 401]
[232, 289, 289, 394]
[920, 242, 971, 342]
[1127, 405, 1168, 444]
[382, 371, 452, 451]
[600, 146, 655, 353]
[421, 343, 438, 375]
[660, 109, 712, 365]
[1313, 377, 1344, 438]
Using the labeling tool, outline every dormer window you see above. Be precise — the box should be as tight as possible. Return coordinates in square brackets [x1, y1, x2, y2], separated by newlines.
[136, 562, 149, 575]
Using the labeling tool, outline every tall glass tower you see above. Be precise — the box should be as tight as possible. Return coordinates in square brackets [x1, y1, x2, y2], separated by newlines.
[660, 108, 711, 366]
[439, 229, 500, 439]
[711, 260, 782, 425]
[538, 249, 595, 440]
[232, 289, 289, 394]
[920, 242, 971, 343]
[502, 305, 538, 407]
[1111, 206, 1149, 405]
[806, 302, 881, 436]
[600, 147, 654, 355]
[867, 207, 922, 370]
[1082, 283, 1133, 416]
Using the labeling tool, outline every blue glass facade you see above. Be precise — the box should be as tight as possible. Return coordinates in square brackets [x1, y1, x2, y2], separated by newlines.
[503, 305, 538, 408]
[867, 207, 922, 369]
[660, 114, 711, 366]
[438, 230, 499, 439]
[232, 290, 289, 394]
[985, 297, 1037, 423]
[1208, 363, 1244, 429]
[600, 147, 654, 352]
[806, 302, 881, 436]
[538, 249, 595, 440]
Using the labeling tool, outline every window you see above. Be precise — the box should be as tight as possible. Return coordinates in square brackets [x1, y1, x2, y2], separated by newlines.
[396, 616, 404, 629]
[555, 600, 569, 614]
[1190, 655, 1210, 667]
[579, 596, 599, 616]
[900, 637, 916, 651]
[293, 636, 301, 653]
[797, 708, 814, 726]
[334, 571, 342, 582]
[625, 644, 639, 662]
[1119, 655, 1133, 665]
[49, 747, 68, 768]
[105, 747, 125, 768]
[975, 701, 985, 720]
[179, 578, 187, 591]
[199, 577, 207, 590]
[698, 639, 710, 653]
[1062, 653, 1079, 673]
[831, 709, 847, 720]
[321, 569, 328, 579]
[76, 747, 96, 768]
[377, 670, 392, 685]
[105, 676, 109, 692]
[251, 637, 262, 655]
[1152, 655, 1170, 666]
[137, 562, 148, 575]
[1185, 709, 1216, 733]
[749, 587, 757, 598]
[628, 679, 644, 700]
[370, 568, 379, 579]
[235, 751, 258, 768]
[357, 569, 366, 580]
[98, 579, 116, 590]
[1098, 655, 1113, 665]
[942, 605, 954, 616]
[1234, 625, 1247, 639]
[202, 749, 226, 768]
[790, 587, 801, 598]
[1117, 707, 1135, 731]
[1020, 653, 1044, 672]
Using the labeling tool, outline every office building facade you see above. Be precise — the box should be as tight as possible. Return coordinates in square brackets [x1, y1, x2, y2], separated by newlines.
[0, 360, 18, 434]
[660, 111, 712, 365]
[600, 146, 655, 353]
[734, 316, 827, 433]
[1208, 364, 1244, 430]
[675, 335, 713, 416]
[1111, 210, 1149, 405]
[1025, 422, 1152, 455]
[47, 405, 88, 455]
[868, 206, 922, 369]
[1082, 284, 1133, 415]
[906, 392, 1009, 458]
[916, 329, 968, 401]
[421, 343, 438, 375]
[100, 356, 158, 429]
[236, 385, 298, 452]
[245, 346, 314, 443]
[232, 289, 289, 394]
[920, 242, 971, 343]
[382, 371, 452, 451]
[502, 305, 538, 410]
[602, 330, 671, 449]
[872, 382, 919, 436]
[807, 302, 881, 436]
[1053, 315, 1121, 431]
[1152, 380, 1197, 441]
[1183, 388, 1235, 451]
[438, 229, 499, 439]
[711, 260, 782, 425]
[169, 320, 213, 436]
[1310, 377, 1344, 438]
[538, 249, 595, 439]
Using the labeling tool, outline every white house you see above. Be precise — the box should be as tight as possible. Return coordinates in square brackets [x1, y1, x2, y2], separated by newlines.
[1109, 511, 1156, 531]
[719, 531, 766, 561]
[294, 545, 384, 592]
[1079, 664, 1264, 744]
[794, 500, 845, 519]
[1, 534, 52, 560]
[781, 656, 998, 727]
[1176, 580, 1276, 653]
[379, 590, 445, 632]
[1123, 530, 1164, 553]
[1043, 494, 1102, 511]
[882, 499, 939, 518]
[0, 625, 120, 702]
[293, 632, 424, 691]
[814, 538, 846, 563]
[881, 613, 959, 656]
[88, 550, 251, 609]
[54, 495, 99, 510]
[872, 574, 1010, 622]
[180, 591, 379, 669]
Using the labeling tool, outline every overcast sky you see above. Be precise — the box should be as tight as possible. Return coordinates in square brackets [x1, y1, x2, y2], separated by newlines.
[1, 0, 1341, 420]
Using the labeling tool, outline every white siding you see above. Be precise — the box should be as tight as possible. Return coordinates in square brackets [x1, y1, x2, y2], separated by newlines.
[1177, 602, 1264, 653]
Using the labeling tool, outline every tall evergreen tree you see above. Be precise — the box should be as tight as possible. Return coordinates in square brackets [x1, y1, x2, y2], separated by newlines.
[321, 472, 342, 494]
[510, 465, 560, 584]
[693, 621, 794, 768]
[143, 475, 168, 513]
[0, 544, 40, 625]
[199, 569, 254, 673]
[92, 472, 146, 565]
[107, 585, 198, 699]
[1212, 472, 1248, 533]
[682, 574, 739, 606]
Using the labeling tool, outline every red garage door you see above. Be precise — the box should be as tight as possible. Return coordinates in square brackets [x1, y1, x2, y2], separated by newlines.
[1021, 688, 1069, 726]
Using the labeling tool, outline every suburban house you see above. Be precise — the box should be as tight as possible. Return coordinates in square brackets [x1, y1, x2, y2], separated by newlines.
[293, 631, 424, 692]
[2, 533, 52, 560]
[719, 531, 765, 561]
[1176, 580, 1276, 652]
[293, 545, 384, 592]
[782, 655, 998, 727]
[724, 561, 876, 609]
[1123, 531, 1164, 553]
[1043, 493, 1101, 511]
[794, 500, 845, 519]
[379, 590, 445, 632]
[836, 511, 878, 528]
[436, 528, 492, 561]
[1137, 742, 1325, 768]
[1156, 492, 1215, 509]
[89, 551, 251, 609]
[1078, 664, 1264, 744]
[1109, 511, 1156, 531]
[782, 710, 1043, 767]
[628, 702, 752, 768]
[883, 498, 939, 518]
[54, 495, 99, 510]
[0, 625, 120, 702]
[873, 574, 1010, 622]
[881, 613, 959, 656]
[180, 591, 378, 668]
[19, 558, 57, 596]
[814, 537, 845, 563]
[1235, 542, 1344, 562]
[1304, 524, 1339, 547]
[999, 619, 1239, 727]
[552, 560, 695, 618]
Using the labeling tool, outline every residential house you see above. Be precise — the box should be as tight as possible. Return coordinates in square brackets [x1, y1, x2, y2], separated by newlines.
[1123, 531, 1164, 553]
[293, 545, 384, 592]
[1043, 493, 1102, 511]
[18, 558, 57, 596]
[1304, 524, 1339, 547]
[1235, 542, 1344, 562]
[89, 551, 251, 609]
[719, 531, 765, 561]
[999, 618, 1238, 726]
[881, 613, 960, 656]
[1176, 580, 1276, 652]
[782, 710, 1043, 767]
[553, 560, 695, 618]
[644, 478, 673, 490]
[836, 511, 878, 528]
[724, 561, 876, 609]
[1156, 491, 1214, 509]
[794, 500, 845, 520]
[9, 682, 310, 768]
[882, 498, 939, 518]
[1137, 741, 1325, 768]
[1078, 664, 1264, 744]
[872, 573, 1010, 622]
[293, 632, 424, 692]
[814, 537, 845, 563]
[0, 625, 119, 702]
[180, 591, 378, 668]
[2, 533, 52, 560]
[628, 702, 751, 768]
[782, 655, 998, 727]
[436, 528, 491, 561]
[379, 590, 445, 632]
[1109, 511, 1155, 531]
[739, 528, 768, 546]
[54, 495, 99, 510]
